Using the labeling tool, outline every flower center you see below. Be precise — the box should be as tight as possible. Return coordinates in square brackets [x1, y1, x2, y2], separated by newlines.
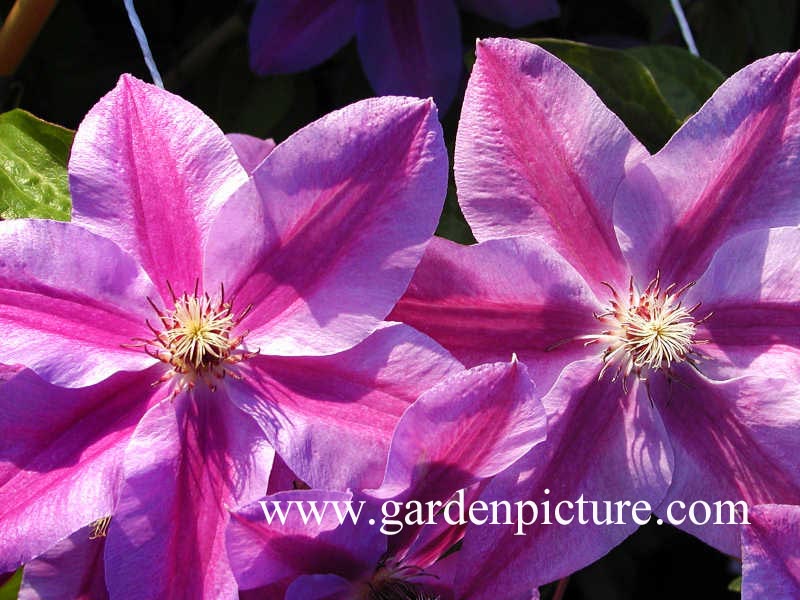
[361, 563, 439, 600]
[581, 274, 708, 384]
[140, 282, 254, 395]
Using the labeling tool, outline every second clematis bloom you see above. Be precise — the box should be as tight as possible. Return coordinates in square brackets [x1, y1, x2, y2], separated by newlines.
[248, 0, 559, 112]
[226, 358, 548, 599]
[0, 74, 452, 598]
[391, 38, 800, 595]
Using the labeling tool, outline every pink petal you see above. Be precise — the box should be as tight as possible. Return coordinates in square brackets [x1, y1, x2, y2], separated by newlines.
[459, 0, 559, 28]
[229, 323, 463, 490]
[653, 369, 800, 556]
[742, 504, 800, 599]
[455, 360, 673, 597]
[455, 38, 645, 296]
[376, 358, 546, 503]
[227, 490, 381, 595]
[356, 0, 462, 112]
[0, 367, 165, 572]
[248, 0, 358, 74]
[615, 51, 800, 285]
[69, 74, 248, 301]
[18, 523, 108, 600]
[0, 220, 158, 387]
[104, 389, 273, 600]
[226, 133, 276, 174]
[389, 235, 603, 394]
[689, 227, 800, 380]
[204, 96, 448, 357]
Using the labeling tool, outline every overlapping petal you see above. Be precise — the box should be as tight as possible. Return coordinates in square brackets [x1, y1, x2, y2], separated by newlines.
[0, 220, 158, 387]
[614, 51, 800, 284]
[689, 227, 800, 380]
[104, 390, 273, 600]
[455, 38, 645, 295]
[390, 235, 602, 393]
[455, 360, 672, 597]
[742, 504, 800, 599]
[356, 0, 462, 113]
[18, 523, 108, 600]
[69, 74, 248, 300]
[248, 0, 358, 75]
[205, 96, 447, 357]
[0, 367, 165, 571]
[228, 323, 462, 490]
[227, 133, 276, 174]
[653, 370, 800, 556]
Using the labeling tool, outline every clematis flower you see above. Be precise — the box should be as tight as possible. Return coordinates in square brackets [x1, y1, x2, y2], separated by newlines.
[248, 0, 559, 112]
[0, 74, 453, 598]
[390, 38, 800, 595]
[226, 358, 547, 599]
[741, 504, 800, 599]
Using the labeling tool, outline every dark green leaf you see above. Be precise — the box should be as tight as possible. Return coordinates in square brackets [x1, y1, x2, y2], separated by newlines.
[687, 0, 749, 74]
[0, 569, 22, 600]
[626, 45, 725, 121]
[527, 38, 681, 152]
[0, 109, 73, 221]
[728, 575, 742, 592]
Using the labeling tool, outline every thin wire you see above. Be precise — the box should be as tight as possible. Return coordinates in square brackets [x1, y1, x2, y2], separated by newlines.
[669, 0, 699, 57]
[122, 0, 164, 88]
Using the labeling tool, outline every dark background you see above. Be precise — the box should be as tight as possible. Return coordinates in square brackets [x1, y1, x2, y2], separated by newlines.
[3, 1, 797, 598]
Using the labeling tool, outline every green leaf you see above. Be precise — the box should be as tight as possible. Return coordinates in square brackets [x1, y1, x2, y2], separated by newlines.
[728, 575, 742, 592]
[527, 38, 682, 152]
[625, 45, 725, 121]
[687, 0, 749, 74]
[0, 109, 73, 221]
[0, 568, 22, 600]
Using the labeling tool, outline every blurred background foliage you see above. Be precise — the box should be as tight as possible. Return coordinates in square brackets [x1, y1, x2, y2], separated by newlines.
[0, 0, 797, 598]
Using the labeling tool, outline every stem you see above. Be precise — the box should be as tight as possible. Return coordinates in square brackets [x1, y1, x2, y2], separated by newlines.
[669, 0, 699, 57]
[0, 0, 58, 76]
[552, 576, 570, 600]
[164, 13, 246, 91]
[123, 0, 164, 88]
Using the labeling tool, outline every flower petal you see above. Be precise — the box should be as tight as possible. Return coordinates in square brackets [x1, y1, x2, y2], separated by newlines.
[653, 370, 800, 556]
[456, 38, 644, 295]
[459, 0, 559, 28]
[742, 504, 800, 599]
[614, 51, 800, 285]
[229, 322, 463, 490]
[248, 0, 358, 74]
[455, 360, 673, 597]
[69, 74, 248, 300]
[689, 227, 800, 380]
[227, 490, 381, 596]
[285, 574, 354, 600]
[205, 96, 448, 356]
[376, 358, 546, 502]
[104, 388, 273, 600]
[227, 133, 276, 174]
[18, 523, 108, 600]
[356, 0, 462, 112]
[0, 367, 164, 571]
[389, 235, 603, 394]
[0, 220, 158, 387]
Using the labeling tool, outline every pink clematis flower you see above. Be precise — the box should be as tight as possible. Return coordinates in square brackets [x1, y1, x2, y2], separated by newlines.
[390, 38, 800, 595]
[742, 504, 800, 599]
[226, 358, 547, 599]
[248, 0, 559, 112]
[0, 74, 453, 598]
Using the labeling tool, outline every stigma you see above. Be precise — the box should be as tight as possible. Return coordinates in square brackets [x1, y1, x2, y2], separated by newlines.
[140, 282, 255, 395]
[362, 562, 440, 600]
[579, 273, 709, 385]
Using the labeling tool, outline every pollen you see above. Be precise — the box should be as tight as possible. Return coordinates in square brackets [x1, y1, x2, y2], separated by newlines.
[137, 282, 256, 396]
[576, 273, 710, 387]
